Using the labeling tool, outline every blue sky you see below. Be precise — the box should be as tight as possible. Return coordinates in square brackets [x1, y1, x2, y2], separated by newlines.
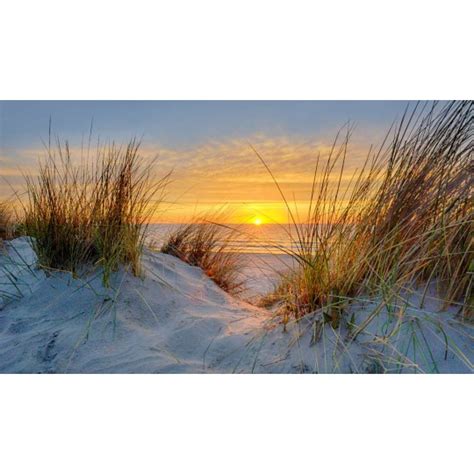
[1, 101, 411, 151]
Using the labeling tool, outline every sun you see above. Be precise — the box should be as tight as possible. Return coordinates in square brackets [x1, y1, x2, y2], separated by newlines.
[254, 217, 262, 226]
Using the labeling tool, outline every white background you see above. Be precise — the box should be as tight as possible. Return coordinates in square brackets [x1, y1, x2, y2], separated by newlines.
[1, 0, 473, 99]
[0, 1, 473, 473]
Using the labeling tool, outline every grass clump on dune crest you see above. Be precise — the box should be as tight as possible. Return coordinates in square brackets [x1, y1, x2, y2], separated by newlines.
[257, 101, 473, 327]
[0, 201, 14, 244]
[22, 137, 169, 285]
[161, 216, 245, 295]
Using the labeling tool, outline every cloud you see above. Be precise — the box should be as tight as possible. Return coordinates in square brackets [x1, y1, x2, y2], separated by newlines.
[0, 132, 377, 222]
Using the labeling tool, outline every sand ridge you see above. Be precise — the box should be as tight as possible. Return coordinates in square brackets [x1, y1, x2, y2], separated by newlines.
[0, 238, 472, 373]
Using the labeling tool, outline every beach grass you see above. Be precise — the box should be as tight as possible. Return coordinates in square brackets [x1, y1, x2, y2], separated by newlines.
[20, 137, 169, 285]
[161, 215, 245, 294]
[0, 201, 14, 244]
[256, 101, 473, 327]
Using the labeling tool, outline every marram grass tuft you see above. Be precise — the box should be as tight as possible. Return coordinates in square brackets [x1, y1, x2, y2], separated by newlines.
[22, 138, 169, 285]
[257, 101, 473, 325]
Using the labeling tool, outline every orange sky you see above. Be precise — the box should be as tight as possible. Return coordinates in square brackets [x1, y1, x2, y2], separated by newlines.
[144, 136, 372, 224]
[0, 134, 374, 224]
[1, 101, 410, 224]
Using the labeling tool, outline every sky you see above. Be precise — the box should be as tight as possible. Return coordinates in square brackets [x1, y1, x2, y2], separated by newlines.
[0, 101, 415, 223]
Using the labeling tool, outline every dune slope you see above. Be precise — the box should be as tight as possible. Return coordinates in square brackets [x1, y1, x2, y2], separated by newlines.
[0, 238, 472, 373]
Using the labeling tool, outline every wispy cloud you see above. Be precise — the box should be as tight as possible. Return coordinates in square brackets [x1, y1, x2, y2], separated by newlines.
[0, 133, 375, 222]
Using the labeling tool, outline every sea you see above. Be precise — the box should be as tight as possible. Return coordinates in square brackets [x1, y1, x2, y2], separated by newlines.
[147, 223, 300, 254]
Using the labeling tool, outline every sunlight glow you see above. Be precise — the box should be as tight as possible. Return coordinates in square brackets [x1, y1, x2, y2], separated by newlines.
[254, 217, 262, 226]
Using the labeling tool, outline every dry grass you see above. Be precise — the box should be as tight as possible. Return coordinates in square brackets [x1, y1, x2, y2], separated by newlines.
[161, 216, 245, 295]
[257, 101, 473, 326]
[0, 201, 14, 244]
[21, 137, 169, 285]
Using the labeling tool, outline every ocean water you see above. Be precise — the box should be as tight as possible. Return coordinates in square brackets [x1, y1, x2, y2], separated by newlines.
[147, 223, 299, 254]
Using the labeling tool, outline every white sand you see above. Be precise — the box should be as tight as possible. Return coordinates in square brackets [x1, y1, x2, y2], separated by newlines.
[0, 238, 472, 373]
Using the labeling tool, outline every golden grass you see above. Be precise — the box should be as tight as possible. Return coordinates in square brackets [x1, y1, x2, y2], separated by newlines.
[257, 101, 473, 325]
[21, 137, 169, 285]
[0, 201, 14, 243]
[161, 216, 245, 295]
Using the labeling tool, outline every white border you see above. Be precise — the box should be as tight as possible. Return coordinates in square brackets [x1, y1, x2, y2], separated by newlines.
[1, 375, 473, 474]
[0, 2, 472, 473]
[1, 1, 473, 99]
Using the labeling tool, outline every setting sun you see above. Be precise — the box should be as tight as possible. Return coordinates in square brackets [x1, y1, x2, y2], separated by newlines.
[254, 217, 262, 225]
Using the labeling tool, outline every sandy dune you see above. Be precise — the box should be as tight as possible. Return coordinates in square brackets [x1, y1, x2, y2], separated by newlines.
[0, 238, 472, 373]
